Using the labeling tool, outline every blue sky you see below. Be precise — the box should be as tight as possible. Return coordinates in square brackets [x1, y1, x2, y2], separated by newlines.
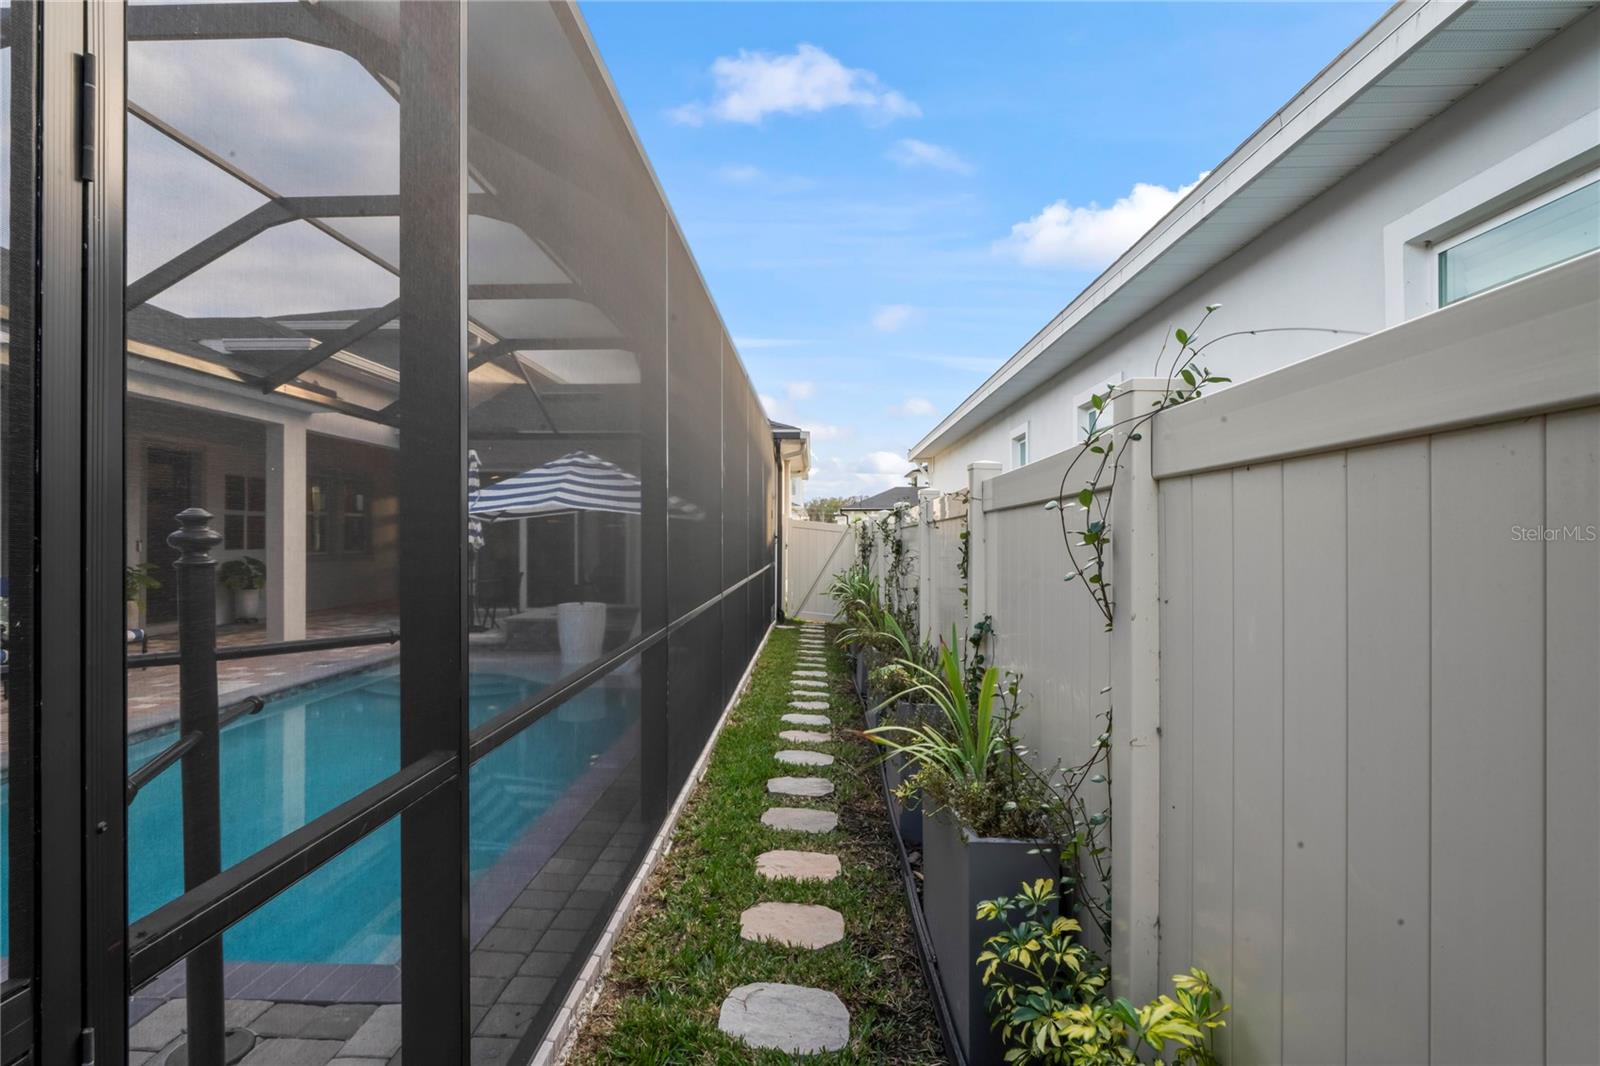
[583, 1, 1386, 497]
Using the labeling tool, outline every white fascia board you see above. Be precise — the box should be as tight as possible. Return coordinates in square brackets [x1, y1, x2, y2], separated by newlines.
[911, 0, 1469, 461]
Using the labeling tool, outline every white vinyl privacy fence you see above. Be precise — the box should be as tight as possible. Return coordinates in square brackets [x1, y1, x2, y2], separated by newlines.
[784, 518, 855, 621]
[903, 254, 1599, 1064]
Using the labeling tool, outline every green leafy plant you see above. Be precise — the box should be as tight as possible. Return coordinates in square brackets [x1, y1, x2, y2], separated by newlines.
[977, 878, 1228, 1065]
[866, 636, 1008, 786]
[218, 556, 266, 592]
[124, 563, 163, 603]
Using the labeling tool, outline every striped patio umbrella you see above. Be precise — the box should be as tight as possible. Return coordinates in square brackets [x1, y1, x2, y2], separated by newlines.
[466, 448, 486, 550]
[468, 450, 700, 521]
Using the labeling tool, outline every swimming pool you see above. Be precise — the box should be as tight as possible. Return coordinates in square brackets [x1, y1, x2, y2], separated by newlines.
[0, 666, 637, 966]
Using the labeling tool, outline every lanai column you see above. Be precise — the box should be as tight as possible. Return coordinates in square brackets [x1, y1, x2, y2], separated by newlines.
[265, 417, 308, 641]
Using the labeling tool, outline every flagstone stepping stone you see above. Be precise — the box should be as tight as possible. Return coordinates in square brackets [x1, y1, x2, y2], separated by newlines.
[767, 776, 834, 798]
[791, 700, 830, 711]
[794, 669, 827, 677]
[779, 729, 832, 744]
[756, 849, 842, 882]
[776, 749, 833, 767]
[762, 807, 838, 833]
[792, 678, 826, 688]
[740, 902, 845, 949]
[719, 983, 850, 1055]
[782, 713, 830, 726]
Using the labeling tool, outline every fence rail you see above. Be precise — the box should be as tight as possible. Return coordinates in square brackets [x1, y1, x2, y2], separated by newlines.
[886, 254, 1599, 1062]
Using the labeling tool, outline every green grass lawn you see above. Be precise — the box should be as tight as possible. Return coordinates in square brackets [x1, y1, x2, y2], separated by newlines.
[569, 624, 945, 1064]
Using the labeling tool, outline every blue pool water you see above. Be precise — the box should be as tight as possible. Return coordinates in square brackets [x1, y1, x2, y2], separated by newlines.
[0, 667, 636, 966]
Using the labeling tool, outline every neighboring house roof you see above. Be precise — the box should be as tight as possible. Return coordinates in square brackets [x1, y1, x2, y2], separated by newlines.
[771, 419, 812, 479]
[911, 0, 1595, 461]
[840, 486, 919, 513]
[769, 420, 805, 439]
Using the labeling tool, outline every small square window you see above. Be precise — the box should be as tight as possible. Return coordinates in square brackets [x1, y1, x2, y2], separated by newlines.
[1011, 432, 1029, 469]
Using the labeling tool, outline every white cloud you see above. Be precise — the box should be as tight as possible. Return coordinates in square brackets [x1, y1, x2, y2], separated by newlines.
[718, 163, 764, 183]
[805, 423, 850, 442]
[803, 449, 912, 497]
[785, 380, 816, 401]
[871, 304, 917, 332]
[888, 396, 937, 418]
[998, 174, 1206, 269]
[887, 138, 973, 175]
[670, 44, 920, 126]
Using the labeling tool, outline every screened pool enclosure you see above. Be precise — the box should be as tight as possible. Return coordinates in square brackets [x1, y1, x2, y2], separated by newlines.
[1, 2, 779, 1063]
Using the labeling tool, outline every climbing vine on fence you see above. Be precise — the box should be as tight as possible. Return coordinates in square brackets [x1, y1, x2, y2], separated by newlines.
[1041, 310, 1366, 954]
[876, 504, 918, 638]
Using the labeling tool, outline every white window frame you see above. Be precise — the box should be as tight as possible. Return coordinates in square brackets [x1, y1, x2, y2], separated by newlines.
[1073, 373, 1124, 443]
[1384, 114, 1599, 325]
[1431, 167, 1598, 307]
[1008, 421, 1030, 470]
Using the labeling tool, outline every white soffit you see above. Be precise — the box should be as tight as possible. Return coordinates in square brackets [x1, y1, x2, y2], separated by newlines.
[912, 0, 1598, 460]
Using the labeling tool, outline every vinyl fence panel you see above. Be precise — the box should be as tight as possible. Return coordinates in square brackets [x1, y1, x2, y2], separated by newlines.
[907, 257, 1598, 1061]
[1150, 257, 1598, 1064]
[785, 519, 854, 621]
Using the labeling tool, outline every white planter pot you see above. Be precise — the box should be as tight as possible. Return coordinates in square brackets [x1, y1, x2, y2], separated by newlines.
[556, 601, 606, 663]
[125, 600, 141, 631]
[234, 587, 264, 623]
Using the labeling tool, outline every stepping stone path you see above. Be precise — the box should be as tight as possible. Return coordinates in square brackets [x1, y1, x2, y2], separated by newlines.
[768, 776, 833, 798]
[717, 629, 852, 1057]
[740, 902, 845, 948]
[779, 729, 832, 745]
[756, 849, 841, 882]
[719, 983, 850, 1055]
[763, 807, 838, 833]
[776, 749, 833, 767]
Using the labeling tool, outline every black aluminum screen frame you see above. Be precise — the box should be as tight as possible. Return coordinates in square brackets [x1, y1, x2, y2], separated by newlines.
[0, 4, 785, 1064]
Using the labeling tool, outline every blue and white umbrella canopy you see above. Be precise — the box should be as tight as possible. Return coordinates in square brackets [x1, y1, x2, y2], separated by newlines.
[469, 450, 701, 521]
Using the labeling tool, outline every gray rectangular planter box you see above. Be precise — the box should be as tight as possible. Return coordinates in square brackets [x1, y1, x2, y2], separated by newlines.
[922, 809, 1057, 1066]
[885, 750, 921, 846]
[880, 703, 929, 847]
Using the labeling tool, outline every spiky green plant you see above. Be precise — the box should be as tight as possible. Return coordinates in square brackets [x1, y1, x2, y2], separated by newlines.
[865, 635, 1008, 786]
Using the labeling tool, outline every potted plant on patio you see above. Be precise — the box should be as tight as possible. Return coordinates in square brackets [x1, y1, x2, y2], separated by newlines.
[218, 556, 266, 623]
[124, 562, 161, 630]
[867, 643, 1062, 1065]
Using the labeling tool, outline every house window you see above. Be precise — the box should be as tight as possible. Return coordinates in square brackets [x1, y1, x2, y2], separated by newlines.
[1009, 424, 1029, 469]
[342, 481, 371, 553]
[307, 479, 330, 554]
[1437, 174, 1598, 307]
[1076, 401, 1100, 442]
[223, 473, 266, 550]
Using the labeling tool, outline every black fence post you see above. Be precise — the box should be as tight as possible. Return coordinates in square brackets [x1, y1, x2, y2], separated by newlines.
[169, 507, 227, 1065]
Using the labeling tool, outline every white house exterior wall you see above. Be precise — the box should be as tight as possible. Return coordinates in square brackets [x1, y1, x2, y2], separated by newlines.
[923, 9, 1599, 490]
